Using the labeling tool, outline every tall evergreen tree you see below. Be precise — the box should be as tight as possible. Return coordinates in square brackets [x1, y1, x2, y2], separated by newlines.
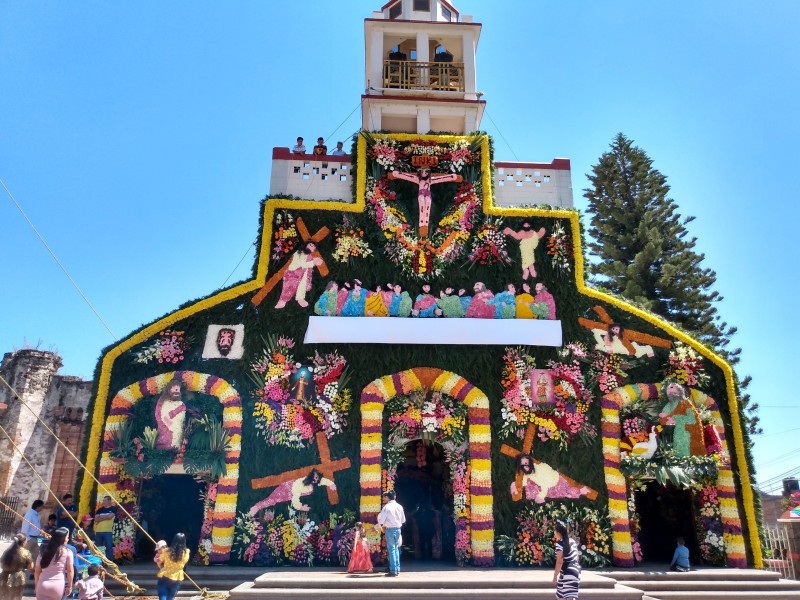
[584, 133, 760, 434]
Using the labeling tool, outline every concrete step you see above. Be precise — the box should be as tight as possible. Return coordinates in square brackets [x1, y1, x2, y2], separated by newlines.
[600, 568, 782, 582]
[230, 580, 644, 600]
[643, 593, 800, 600]
[620, 579, 800, 592]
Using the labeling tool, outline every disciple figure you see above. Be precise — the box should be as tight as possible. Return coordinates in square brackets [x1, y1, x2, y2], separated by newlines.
[248, 468, 337, 514]
[515, 283, 536, 319]
[314, 281, 339, 316]
[387, 168, 462, 238]
[437, 288, 467, 318]
[275, 242, 324, 309]
[154, 379, 187, 450]
[365, 285, 389, 317]
[503, 223, 546, 280]
[532, 282, 557, 320]
[493, 284, 517, 319]
[510, 454, 594, 504]
[412, 284, 441, 317]
[341, 280, 367, 316]
[466, 282, 495, 318]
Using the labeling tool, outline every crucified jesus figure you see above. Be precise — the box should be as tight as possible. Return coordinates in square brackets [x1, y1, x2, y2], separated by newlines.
[388, 168, 462, 238]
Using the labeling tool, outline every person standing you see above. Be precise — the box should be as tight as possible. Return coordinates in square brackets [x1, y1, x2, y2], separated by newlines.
[56, 493, 79, 536]
[330, 141, 347, 156]
[552, 520, 581, 600]
[313, 137, 327, 156]
[155, 533, 190, 600]
[346, 522, 373, 574]
[21, 499, 45, 564]
[93, 497, 118, 562]
[376, 490, 405, 577]
[34, 528, 73, 600]
[292, 137, 306, 154]
[0, 533, 33, 600]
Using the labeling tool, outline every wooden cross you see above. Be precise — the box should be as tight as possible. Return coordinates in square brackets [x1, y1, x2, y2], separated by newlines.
[500, 423, 598, 502]
[250, 431, 351, 504]
[578, 305, 672, 355]
[251, 217, 331, 306]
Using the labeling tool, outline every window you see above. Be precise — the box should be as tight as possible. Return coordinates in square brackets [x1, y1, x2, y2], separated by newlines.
[388, 2, 402, 19]
[442, 6, 452, 21]
[414, 0, 430, 11]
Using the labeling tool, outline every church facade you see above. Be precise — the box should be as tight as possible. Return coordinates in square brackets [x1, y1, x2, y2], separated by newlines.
[77, 0, 761, 569]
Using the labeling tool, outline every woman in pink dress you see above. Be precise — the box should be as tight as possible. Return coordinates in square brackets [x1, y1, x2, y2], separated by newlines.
[35, 528, 74, 600]
[347, 522, 373, 574]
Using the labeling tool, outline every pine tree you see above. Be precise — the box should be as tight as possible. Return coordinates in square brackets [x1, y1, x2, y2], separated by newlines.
[584, 133, 760, 435]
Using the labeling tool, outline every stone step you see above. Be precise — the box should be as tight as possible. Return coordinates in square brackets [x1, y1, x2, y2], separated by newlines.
[619, 579, 800, 592]
[230, 581, 644, 600]
[600, 568, 782, 582]
[642, 593, 800, 600]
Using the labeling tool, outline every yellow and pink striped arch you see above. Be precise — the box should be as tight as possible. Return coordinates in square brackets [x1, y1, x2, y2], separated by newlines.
[601, 383, 746, 567]
[96, 371, 242, 563]
[359, 367, 495, 566]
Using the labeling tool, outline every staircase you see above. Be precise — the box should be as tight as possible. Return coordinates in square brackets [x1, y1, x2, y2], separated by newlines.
[228, 568, 644, 600]
[602, 567, 800, 600]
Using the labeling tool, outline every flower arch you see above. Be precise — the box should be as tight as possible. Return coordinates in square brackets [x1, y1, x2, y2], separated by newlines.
[99, 371, 242, 562]
[601, 383, 745, 567]
[359, 367, 494, 566]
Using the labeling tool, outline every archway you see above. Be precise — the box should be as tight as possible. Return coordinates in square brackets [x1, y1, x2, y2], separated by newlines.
[359, 368, 494, 566]
[601, 383, 745, 567]
[98, 371, 242, 562]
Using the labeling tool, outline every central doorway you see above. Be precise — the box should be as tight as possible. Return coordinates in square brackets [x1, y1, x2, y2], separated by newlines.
[394, 441, 454, 563]
[139, 475, 204, 559]
[635, 482, 698, 563]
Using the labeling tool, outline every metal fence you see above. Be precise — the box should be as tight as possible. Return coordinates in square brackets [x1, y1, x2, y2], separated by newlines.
[763, 526, 795, 579]
[0, 496, 20, 540]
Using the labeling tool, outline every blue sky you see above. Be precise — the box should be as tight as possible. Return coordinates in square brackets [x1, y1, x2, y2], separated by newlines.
[2, 1, 798, 493]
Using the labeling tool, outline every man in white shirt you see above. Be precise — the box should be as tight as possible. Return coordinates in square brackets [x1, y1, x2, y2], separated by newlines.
[376, 490, 405, 576]
[292, 137, 306, 154]
[330, 141, 347, 156]
[21, 499, 45, 562]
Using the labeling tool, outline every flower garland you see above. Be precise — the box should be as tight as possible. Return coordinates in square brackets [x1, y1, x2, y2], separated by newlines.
[664, 342, 710, 387]
[133, 330, 188, 365]
[696, 484, 726, 565]
[496, 503, 612, 568]
[193, 483, 217, 566]
[499, 347, 595, 447]
[332, 217, 372, 264]
[271, 211, 299, 262]
[366, 175, 481, 278]
[250, 336, 351, 448]
[466, 219, 512, 266]
[546, 222, 572, 275]
[233, 510, 355, 566]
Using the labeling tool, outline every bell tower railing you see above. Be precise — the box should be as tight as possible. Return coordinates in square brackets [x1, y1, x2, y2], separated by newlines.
[383, 60, 465, 92]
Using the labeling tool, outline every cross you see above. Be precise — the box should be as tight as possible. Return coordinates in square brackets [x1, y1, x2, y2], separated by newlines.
[251, 217, 330, 307]
[387, 169, 462, 238]
[250, 431, 351, 504]
[500, 423, 598, 502]
[578, 305, 672, 355]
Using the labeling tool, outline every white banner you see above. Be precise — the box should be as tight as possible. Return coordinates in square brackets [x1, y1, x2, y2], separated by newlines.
[304, 317, 562, 346]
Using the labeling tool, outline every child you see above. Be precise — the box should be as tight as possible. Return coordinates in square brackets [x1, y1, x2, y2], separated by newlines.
[347, 522, 373, 574]
[74, 564, 104, 600]
[670, 537, 690, 572]
[153, 540, 167, 565]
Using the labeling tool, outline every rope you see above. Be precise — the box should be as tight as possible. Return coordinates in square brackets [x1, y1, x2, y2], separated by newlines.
[0, 422, 141, 594]
[0, 498, 124, 598]
[0, 177, 118, 340]
[0, 375, 207, 597]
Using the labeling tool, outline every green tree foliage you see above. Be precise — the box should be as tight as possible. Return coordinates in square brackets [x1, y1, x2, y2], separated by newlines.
[584, 133, 760, 435]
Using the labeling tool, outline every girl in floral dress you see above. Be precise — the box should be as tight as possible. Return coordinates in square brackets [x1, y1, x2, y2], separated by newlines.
[347, 523, 373, 573]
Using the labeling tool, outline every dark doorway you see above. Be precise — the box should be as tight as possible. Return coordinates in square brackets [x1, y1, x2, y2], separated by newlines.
[635, 482, 698, 564]
[139, 475, 204, 559]
[393, 441, 453, 562]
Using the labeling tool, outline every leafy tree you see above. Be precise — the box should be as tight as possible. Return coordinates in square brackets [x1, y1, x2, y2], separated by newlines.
[584, 133, 760, 435]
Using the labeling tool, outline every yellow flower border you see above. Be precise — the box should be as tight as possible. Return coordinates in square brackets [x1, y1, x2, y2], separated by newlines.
[79, 132, 760, 567]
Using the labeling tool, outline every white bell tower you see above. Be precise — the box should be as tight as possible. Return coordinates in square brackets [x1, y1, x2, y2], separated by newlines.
[362, 0, 484, 134]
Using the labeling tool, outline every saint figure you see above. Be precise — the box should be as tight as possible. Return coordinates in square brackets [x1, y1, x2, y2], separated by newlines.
[275, 242, 324, 309]
[154, 378, 186, 450]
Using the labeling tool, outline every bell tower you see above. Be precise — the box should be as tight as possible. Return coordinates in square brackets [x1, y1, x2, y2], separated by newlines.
[362, 0, 484, 134]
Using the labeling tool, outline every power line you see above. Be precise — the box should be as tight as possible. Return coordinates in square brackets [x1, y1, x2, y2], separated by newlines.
[221, 240, 256, 288]
[483, 107, 519, 161]
[0, 177, 117, 340]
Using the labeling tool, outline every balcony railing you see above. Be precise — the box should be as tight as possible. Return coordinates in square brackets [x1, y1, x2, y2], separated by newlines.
[383, 60, 465, 92]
